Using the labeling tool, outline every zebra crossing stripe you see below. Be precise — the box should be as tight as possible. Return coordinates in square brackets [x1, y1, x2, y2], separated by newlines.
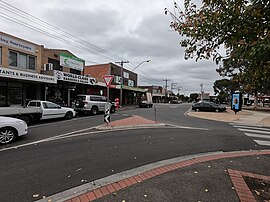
[254, 140, 270, 146]
[238, 128, 270, 134]
[245, 133, 270, 139]
[232, 125, 270, 131]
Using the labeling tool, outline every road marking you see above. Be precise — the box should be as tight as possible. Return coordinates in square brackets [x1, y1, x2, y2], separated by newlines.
[165, 123, 209, 131]
[1, 125, 209, 152]
[254, 140, 270, 146]
[232, 125, 270, 131]
[245, 133, 270, 139]
[238, 128, 270, 135]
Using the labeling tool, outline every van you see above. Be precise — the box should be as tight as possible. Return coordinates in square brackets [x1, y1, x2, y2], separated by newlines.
[74, 95, 116, 115]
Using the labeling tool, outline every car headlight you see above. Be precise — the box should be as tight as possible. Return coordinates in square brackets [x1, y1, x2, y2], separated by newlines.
[16, 120, 27, 125]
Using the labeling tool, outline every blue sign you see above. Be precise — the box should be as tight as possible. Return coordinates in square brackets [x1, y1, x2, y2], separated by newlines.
[232, 94, 240, 110]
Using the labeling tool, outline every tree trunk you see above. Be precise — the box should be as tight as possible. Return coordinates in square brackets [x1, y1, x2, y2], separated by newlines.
[253, 94, 258, 110]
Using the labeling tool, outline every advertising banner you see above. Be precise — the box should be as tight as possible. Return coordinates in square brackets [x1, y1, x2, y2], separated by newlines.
[60, 53, 84, 71]
[0, 67, 56, 83]
[54, 70, 96, 85]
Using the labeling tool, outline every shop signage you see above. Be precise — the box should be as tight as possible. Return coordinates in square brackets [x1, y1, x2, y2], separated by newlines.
[60, 53, 84, 71]
[0, 34, 36, 53]
[54, 70, 96, 85]
[0, 67, 56, 83]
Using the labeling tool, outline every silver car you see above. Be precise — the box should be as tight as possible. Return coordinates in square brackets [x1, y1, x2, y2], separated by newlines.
[0, 116, 28, 144]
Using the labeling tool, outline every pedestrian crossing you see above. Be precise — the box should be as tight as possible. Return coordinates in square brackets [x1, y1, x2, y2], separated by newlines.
[231, 124, 270, 146]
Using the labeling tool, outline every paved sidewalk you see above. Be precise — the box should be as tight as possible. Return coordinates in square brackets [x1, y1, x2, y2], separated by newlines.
[60, 151, 270, 202]
[187, 108, 270, 127]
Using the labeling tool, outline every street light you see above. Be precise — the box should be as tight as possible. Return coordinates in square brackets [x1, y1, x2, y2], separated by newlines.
[131, 60, 151, 72]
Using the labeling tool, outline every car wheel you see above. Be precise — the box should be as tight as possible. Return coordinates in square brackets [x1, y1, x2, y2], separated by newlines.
[65, 111, 73, 119]
[110, 106, 116, 113]
[215, 109, 219, 112]
[91, 107, 98, 115]
[196, 108, 199, 112]
[0, 127, 17, 144]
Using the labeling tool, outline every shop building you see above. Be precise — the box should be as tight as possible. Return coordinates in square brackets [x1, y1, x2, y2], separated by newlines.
[41, 49, 96, 107]
[139, 86, 166, 103]
[0, 31, 56, 107]
[0, 31, 98, 107]
[84, 63, 145, 105]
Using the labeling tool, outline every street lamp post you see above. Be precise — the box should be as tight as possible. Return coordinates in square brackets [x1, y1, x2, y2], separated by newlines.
[131, 60, 151, 72]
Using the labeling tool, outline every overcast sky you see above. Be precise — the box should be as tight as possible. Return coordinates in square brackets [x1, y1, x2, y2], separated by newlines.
[0, 0, 222, 96]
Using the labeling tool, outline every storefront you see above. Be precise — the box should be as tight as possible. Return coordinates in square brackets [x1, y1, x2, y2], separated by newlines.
[0, 67, 56, 107]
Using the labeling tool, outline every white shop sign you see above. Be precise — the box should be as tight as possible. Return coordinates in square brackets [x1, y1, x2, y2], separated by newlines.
[0, 34, 36, 53]
[0, 67, 57, 83]
[54, 70, 96, 85]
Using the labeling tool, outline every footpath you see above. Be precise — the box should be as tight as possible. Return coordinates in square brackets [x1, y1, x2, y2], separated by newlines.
[40, 107, 270, 202]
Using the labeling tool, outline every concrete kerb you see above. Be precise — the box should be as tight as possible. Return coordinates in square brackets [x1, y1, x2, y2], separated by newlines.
[37, 149, 270, 202]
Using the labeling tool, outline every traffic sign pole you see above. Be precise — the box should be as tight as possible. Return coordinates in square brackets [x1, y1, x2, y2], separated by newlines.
[103, 75, 114, 125]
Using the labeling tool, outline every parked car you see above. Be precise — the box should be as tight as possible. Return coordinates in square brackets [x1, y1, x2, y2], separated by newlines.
[27, 100, 76, 121]
[0, 116, 28, 144]
[171, 100, 182, 104]
[74, 95, 116, 115]
[139, 101, 153, 108]
[0, 100, 76, 124]
[192, 102, 226, 112]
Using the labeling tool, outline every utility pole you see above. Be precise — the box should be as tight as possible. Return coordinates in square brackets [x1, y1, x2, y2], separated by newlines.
[115, 61, 129, 107]
[200, 83, 204, 101]
[177, 86, 182, 95]
[171, 82, 178, 92]
[163, 79, 170, 102]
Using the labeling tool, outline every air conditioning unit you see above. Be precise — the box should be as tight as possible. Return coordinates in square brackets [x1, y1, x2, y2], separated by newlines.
[43, 63, 53, 71]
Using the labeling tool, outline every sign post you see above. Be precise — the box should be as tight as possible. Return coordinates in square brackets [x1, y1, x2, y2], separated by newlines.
[103, 75, 114, 125]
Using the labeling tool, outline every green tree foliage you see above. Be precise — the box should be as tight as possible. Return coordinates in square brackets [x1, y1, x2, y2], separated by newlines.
[213, 78, 240, 103]
[165, 0, 270, 100]
[190, 93, 199, 101]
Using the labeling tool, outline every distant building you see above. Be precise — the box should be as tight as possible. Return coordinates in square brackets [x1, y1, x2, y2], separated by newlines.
[84, 63, 145, 105]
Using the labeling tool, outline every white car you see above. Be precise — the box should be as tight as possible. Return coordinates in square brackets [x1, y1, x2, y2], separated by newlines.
[0, 116, 28, 144]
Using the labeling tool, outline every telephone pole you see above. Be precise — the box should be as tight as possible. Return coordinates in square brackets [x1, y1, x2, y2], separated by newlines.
[163, 79, 170, 102]
[200, 83, 204, 101]
[115, 61, 129, 107]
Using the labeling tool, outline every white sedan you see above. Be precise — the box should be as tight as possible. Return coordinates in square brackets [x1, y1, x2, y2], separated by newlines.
[0, 116, 28, 144]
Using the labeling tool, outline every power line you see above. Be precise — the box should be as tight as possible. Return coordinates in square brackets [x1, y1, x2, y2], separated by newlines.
[0, 0, 127, 63]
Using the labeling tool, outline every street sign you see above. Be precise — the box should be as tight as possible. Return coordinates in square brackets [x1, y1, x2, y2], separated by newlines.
[104, 107, 110, 124]
[103, 75, 114, 87]
[104, 114, 110, 123]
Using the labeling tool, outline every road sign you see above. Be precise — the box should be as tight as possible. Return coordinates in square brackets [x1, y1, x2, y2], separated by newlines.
[104, 114, 110, 123]
[103, 75, 114, 87]
[104, 107, 110, 123]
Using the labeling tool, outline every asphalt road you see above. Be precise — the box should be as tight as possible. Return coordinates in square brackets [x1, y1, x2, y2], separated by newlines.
[0, 103, 265, 202]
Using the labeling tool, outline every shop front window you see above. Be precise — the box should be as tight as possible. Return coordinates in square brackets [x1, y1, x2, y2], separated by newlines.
[8, 87, 22, 105]
[9, 50, 36, 70]
[29, 56, 36, 70]
[19, 53, 27, 68]
[9, 51, 17, 67]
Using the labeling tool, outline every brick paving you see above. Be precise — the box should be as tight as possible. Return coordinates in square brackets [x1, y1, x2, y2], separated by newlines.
[65, 150, 270, 202]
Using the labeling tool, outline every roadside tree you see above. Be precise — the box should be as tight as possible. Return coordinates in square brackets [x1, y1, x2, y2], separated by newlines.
[165, 0, 270, 108]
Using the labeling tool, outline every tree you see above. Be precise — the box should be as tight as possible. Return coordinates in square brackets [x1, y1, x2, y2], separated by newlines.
[190, 93, 199, 101]
[165, 0, 270, 108]
[213, 78, 240, 103]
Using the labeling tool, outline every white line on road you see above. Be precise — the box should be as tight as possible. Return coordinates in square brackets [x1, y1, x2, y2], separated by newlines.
[232, 125, 270, 131]
[254, 140, 270, 146]
[238, 128, 270, 134]
[245, 133, 270, 139]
